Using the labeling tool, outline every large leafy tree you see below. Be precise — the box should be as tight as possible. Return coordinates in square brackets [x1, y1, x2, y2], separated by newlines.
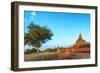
[25, 23, 53, 53]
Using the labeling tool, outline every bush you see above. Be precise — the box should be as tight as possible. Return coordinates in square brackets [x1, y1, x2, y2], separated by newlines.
[24, 48, 40, 54]
[24, 49, 32, 54]
[45, 48, 57, 52]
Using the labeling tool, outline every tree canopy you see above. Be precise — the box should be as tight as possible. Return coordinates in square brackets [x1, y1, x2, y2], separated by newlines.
[25, 22, 53, 53]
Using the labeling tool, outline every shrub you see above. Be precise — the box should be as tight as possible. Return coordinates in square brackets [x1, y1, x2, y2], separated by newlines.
[45, 48, 57, 52]
[24, 48, 40, 54]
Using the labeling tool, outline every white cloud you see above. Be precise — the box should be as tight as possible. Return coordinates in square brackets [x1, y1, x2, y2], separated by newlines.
[30, 12, 36, 16]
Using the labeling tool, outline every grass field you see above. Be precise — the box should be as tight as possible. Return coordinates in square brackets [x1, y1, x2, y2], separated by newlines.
[24, 52, 90, 61]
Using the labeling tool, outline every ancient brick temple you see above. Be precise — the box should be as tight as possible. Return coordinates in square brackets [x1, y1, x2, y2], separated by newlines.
[56, 33, 90, 54]
[75, 33, 87, 47]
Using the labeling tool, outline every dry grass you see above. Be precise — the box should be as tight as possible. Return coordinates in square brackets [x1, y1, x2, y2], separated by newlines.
[24, 52, 90, 61]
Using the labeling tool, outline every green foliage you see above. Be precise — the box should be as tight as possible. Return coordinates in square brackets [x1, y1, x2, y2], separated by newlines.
[31, 48, 38, 52]
[45, 48, 57, 52]
[24, 49, 32, 54]
[24, 48, 40, 54]
[25, 22, 53, 53]
[58, 47, 65, 49]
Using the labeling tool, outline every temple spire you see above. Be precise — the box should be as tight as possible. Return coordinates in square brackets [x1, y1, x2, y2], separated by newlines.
[79, 33, 82, 38]
[75, 33, 87, 47]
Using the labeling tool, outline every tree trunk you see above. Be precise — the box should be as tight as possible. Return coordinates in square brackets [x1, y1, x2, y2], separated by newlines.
[37, 47, 39, 53]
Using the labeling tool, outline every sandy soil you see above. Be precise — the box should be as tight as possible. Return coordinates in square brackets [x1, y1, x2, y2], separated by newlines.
[24, 52, 90, 61]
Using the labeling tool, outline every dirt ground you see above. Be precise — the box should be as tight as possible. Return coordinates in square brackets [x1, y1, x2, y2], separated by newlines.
[24, 52, 90, 61]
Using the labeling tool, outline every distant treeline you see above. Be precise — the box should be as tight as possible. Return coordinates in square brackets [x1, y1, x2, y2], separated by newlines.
[24, 48, 57, 54]
[24, 43, 90, 54]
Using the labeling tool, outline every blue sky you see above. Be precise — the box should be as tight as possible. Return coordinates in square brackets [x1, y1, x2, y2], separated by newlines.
[24, 11, 90, 51]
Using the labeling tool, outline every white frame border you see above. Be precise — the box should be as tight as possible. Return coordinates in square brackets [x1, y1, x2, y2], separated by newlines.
[18, 5, 96, 68]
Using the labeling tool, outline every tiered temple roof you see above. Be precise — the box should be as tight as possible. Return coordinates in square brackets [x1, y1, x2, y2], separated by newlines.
[75, 33, 87, 47]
